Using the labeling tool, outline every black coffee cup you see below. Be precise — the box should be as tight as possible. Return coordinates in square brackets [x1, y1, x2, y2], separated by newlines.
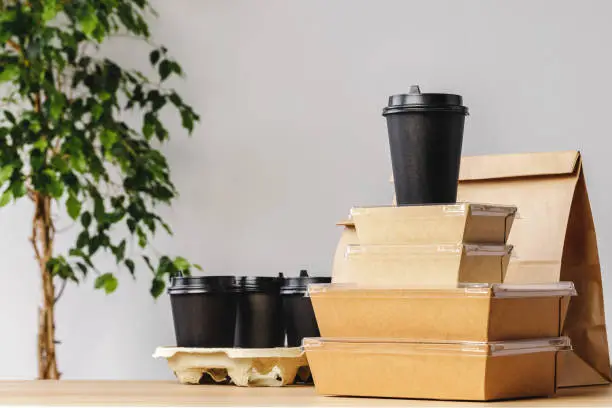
[281, 270, 331, 347]
[234, 275, 284, 348]
[169, 276, 238, 348]
[383, 85, 468, 205]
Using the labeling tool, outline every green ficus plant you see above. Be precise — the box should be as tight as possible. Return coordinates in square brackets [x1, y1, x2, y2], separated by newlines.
[0, 0, 200, 379]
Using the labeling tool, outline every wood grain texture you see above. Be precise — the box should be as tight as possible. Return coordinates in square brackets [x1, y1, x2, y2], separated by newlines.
[0, 381, 608, 406]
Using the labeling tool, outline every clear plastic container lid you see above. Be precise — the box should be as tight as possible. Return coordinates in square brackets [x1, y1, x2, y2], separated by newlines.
[303, 336, 571, 357]
[350, 203, 518, 219]
[346, 244, 513, 257]
[307, 281, 577, 298]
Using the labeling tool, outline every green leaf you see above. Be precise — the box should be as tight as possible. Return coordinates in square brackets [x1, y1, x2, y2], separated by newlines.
[100, 129, 118, 149]
[76, 230, 89, 249]
[0, 165, 14, 185]
[152, 96, 166, 111]
[33, 138, 48, 151]
[29, 120, 41, 133]
[170, 61, 183, 77]
[69, 248, 85, 257]
[92, 104, 104, 121]
[0, 65, 19, 83]
[94, 273, 118, 294]
[66, 194, 81, 220]
[11, 181, 27, 198]
[149, 49, 160, 65]
[94, 195, 105, 220]
[159, 60, 172, 81]
[125, 259, 135, 276]
[127, 218, 136, 233]
[76, 262, 88, 275]
[50, 94, 65, 120]
[30, 150, 44, 170]
[44, 170, 64, 198]
[51, 156, 70, 173]
[80, 13, 99, 37]
[42, 0, 58, 22]
[70, 154, 87, 173]
[0, 189, 12, 207]
[115, 239, 126, 262]
[50, 182, 64, 198]
[193, 264, 203, 271]
[81, 211, 92, 228]
[0, 10, 16, 24]
[150, 278, 165, 298]
[135, 224, 148, 245]
[142, 255, 154, 272]
[173, 256, 190, 271]
[142, 123, 155, 140]
[143, 217, 155, 233]
[181, 109, 194, 134]
[89, 235, 101, 256]
[157, 256, 174, 277]
[4, 111, 15, 124]
[142, 112, 157, 139]
[47, 258, 60, 275]
[63, 172, 79, 194]
[111, 196, 125, 209]
[99, 91, 111, 101]
[169, 93, 183, 107]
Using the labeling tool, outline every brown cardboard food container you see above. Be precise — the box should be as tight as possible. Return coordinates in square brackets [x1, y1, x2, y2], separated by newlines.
[350, 203, 517, 245]
[454, 150, 610, 387]
[309, 282, 575, 341]
[342, 244, 512, 286]
[304, 337, 571, 401]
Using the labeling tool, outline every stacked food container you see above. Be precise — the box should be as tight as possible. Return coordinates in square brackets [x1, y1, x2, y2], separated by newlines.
[302, 85, 577, 402]
[305, 204, 576, 401]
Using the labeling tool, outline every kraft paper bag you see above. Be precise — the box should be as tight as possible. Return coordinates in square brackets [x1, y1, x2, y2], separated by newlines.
[456, 150, 610, 387]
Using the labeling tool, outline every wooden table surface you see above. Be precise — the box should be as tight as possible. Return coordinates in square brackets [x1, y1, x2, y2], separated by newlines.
[0, 381, 610, 407]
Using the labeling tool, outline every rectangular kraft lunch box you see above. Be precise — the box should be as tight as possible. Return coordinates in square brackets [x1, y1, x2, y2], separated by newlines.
[350, 203, 517, 245]
[304, 337, 570, 401]
[308, 282, 575, 341]
[343, 243, 513, 286]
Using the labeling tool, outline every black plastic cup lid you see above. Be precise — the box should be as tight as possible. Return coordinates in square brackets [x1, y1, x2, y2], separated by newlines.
[281, 270, 332, 294]
[237, 275, 283, 293]
[383, 85, 468, 115]
[168, 276, 238, 295]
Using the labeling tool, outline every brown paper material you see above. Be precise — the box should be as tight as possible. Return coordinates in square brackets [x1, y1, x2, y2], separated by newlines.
[310, 284, 573, 341]
[341, 244, 511, 286]
[305, 338, 567, 401]
[456, 150, 611, 387]
[153, 347, 309, 387]
[351, 204, 516, 245]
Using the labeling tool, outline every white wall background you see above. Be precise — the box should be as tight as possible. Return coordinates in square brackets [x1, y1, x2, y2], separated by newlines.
[1, 0, 612, 379]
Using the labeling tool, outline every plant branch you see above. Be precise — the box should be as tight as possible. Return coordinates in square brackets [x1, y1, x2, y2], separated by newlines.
[30, 194, 42, 266]
[53, 279, 67, 304]
[6, 39, 20, 54]
[55, 220, 77, 234]
[27, 187, 36, 202]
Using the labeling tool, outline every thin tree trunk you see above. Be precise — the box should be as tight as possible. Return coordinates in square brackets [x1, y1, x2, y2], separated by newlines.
[32, 193, 60, 380]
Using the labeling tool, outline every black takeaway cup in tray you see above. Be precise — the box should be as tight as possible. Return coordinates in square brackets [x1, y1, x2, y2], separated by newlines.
[282, 270, 331, 347]
[234, 275, 284, 348]
[168, 276, 238, 348]
[383, 85, 469, 205]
